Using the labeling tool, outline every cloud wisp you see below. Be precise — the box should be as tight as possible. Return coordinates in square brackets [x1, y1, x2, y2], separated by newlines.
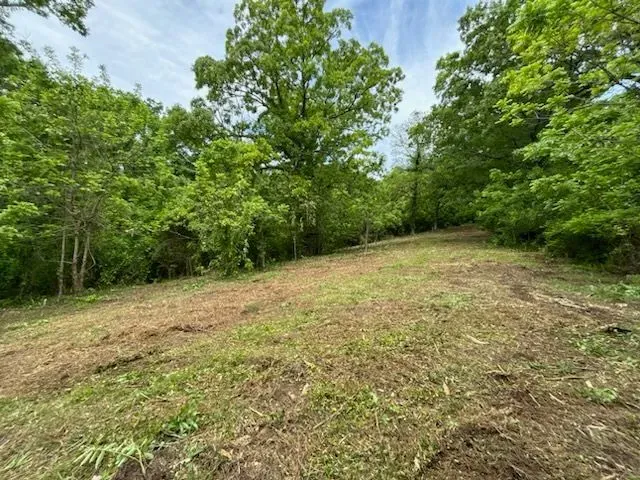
[10, 0, 477, 159]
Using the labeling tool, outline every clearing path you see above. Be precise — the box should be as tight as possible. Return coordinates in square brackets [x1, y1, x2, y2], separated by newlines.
[1, 227, 639, 479]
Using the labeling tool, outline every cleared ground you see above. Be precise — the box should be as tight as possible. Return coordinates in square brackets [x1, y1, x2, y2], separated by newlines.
[1, 227, 639, 479]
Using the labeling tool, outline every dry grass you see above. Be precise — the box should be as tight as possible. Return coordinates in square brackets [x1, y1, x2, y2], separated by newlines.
[0, 227, 639, 479]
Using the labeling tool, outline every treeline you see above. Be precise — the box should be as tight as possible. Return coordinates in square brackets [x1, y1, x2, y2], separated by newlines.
[1, 0, 407, 299]
[399, 0, 639, 269]
[1, 0, 638, 300]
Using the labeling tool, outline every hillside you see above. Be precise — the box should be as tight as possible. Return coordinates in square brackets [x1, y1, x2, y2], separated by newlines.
[1, 228, 639, 479]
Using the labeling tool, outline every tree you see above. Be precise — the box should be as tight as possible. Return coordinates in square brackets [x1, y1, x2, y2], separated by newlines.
[484, 0, 640, 267]
[0, 0, 94, 81]
[0, 58, 63, 296]
[352, 174, 403, 252]
[499, 0, 640, 122]
[392, 113, 428, 234]
[190, 139, 285, 274]
[0, 0, 94, 35]
[45, 52, 159, 293]
[193, 0, 403, 255]
[162, 101, 221, 179]
[408, 0, 539, 230]
[0, 51, 170, 297]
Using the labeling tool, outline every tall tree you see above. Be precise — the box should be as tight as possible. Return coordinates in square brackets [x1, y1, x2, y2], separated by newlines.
[480, 0, 640, 267]
[499, 0, 640, 121]
[409, 0, 539, 229]
[190, 139, 285, 274]
[193, 0, 403, 255]
[0, 52, 168, 297]
[392, 114, 427, 234]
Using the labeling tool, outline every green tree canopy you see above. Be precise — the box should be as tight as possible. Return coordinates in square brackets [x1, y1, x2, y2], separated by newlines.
[193, 0, 403, 257]
[0, 0, 94, 35]
[194, 0, 403, 172]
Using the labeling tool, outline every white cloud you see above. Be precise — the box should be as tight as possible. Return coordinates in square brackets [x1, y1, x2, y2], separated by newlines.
[332, 0, 478, 163]
[10, 0, 236, 105]
[9, 0, 477, 158]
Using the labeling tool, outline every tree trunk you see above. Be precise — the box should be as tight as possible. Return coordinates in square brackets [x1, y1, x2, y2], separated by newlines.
[71, 225, 81, 293]
[259, 240, 266, 270]
[410, 147, 421, 235]
[410, 183, 417, 235]
[258, 225, 266, 269]
[410, 176, 418, 234]
[57, 227, 67, 297]
[79, 229, 90, 292]
[290, 214, 298, 261]
[293, 232, 297, 261]
[364, 220, 370, 253]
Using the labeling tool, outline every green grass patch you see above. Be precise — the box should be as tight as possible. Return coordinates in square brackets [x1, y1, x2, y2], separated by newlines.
[578, 385, 619, 405]
[575, 331, 639, 368]
[549, 271, 640, 302]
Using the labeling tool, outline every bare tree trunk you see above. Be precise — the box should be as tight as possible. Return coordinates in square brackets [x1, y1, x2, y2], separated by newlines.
[410, 147, 421, 235]
[259, 249, 266, 269]
[290, 214, 298, 261]
[79, 229, 90, 292]
[364, 220, 370, 253]
[293, 232, 297, 261]
[410, 177, 418, 235]
[71, 225, 81, 293]
[410, 195, 417, 235]
[259, 240, 266, 270]
[257, 224, 266, 270]
[57, 227, 67, 297]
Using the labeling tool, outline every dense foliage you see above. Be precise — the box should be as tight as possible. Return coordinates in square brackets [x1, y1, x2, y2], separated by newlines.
[0, 0, 404, 299]
[1, 0, 638, 300]
[404, 0, 639, 270]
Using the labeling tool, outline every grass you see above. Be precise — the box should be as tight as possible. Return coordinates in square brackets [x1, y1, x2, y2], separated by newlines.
[0, 227, 639, 479]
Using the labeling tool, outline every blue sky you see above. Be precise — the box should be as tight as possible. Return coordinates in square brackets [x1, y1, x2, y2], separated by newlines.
[11, 0, 477, 155]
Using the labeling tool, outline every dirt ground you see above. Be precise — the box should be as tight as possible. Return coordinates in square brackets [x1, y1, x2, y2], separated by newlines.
[1, 227, 639, 479]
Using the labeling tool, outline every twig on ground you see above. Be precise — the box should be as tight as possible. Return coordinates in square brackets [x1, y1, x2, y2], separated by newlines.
[549, 393, 566, 405]
[546, 376, 585, 381]
[465, 334, 488, 345]
[249, 407, 266, 417]
[313, 404, 347, 430]
[528, 393, 541, 407]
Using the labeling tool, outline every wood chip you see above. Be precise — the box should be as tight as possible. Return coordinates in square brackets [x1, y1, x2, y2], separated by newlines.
[301, 383, 310, 396]
[219, 448, 233, 460]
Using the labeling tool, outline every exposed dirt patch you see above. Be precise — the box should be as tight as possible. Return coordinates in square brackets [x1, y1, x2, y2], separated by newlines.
[0, 252, 389, 397]
[113, 446, 179, 480]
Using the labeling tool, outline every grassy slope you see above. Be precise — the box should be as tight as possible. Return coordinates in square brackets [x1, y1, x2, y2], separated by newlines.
[0, 227, 639, 479]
